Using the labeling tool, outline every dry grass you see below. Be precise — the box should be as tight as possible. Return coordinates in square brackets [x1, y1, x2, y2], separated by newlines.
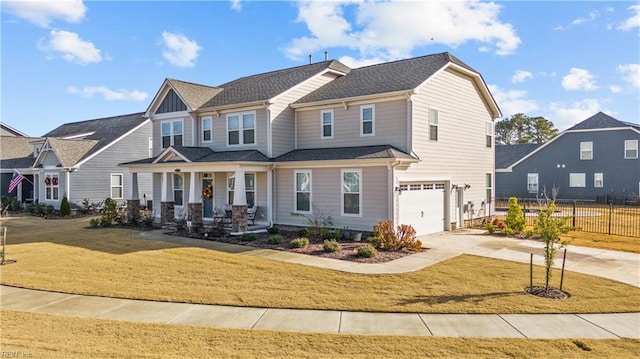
[561, 231, 640, 254]
[2, 310, 639, 359]
[1, 216, 639, 314]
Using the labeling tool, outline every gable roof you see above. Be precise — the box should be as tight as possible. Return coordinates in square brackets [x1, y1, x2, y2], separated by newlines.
[0, 122, 28, 137]
[0, 136, 42, 169]
[566, 111, 640, 131]
[200, 60, 351, 109]
[165, 79, 222, 111]
[38, 138, 100, 168]
[42, 112, 148, 166]
[274, 145, 417, 163]
[124, 146, 270, 166]
[495, 143, 542, 169]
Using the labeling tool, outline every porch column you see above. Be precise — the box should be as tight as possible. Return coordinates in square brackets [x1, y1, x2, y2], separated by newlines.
[232, 169, 248, 233]
[127, 172, 141, 223]
[267, 167, 273, 225]
[160, 172, 175, 225]
[187, 171, 202, 226]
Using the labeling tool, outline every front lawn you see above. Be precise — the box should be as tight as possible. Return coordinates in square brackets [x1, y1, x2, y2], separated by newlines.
[1, 216, 639, 314]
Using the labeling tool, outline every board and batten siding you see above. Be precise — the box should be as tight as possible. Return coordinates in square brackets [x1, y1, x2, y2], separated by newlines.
[295, 99, 408, 152]
[271, 73, 339, 157]
[69, 121, 153, 208]
[407, 68, 495, 221]
[275, 166, 389, 232]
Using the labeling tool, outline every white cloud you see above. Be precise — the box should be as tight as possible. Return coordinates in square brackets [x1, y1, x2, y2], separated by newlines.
[161, 31, 201, 68]
[230, 0, 241, 11]
[572, 10, 598, 25]
[511, 70, 533, 83]
[609, 85, 622, 93]
[617, 5, 640, 31]
[488, 84, 539, 117]
[38, 30, 102, 65]
[549, 99, 602, 130]
[617, 64, 640, 89]
[284, 0, 521, 62]
[67, 86, 148, 101]
[561, 68, 598, 91]
[2, 0, 86, 28]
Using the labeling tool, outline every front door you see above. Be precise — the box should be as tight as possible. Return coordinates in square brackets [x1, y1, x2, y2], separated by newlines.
[202, 176, 213, 219]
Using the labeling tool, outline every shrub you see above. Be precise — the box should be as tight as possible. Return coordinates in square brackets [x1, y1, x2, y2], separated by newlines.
[503, 227, 514, 236]
[267, 226, 279, 234]
[505, 197, 526, 233]
[241, 233, 257, 242]
[372, 220, 422, 251]
[267, 234, 284, 245]
[99, 198, 118, 226]
[80, 198, 90, 215]
[290, 237, 309, 248]
[365, 236, 379, 247]
[485, 223, 497, 234]
[175, 219, 186, 232]
[140, 214, 155, 229]
[89, 218, 100, 227]
[321, 228, 341, 240]
[296, 227, 309, 237]
[60, 196, 71, 217]
[323, 239, 341, 252]
[356, 245, 377, 258]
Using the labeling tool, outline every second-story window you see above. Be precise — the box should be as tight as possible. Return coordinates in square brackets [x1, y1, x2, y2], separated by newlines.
[202, 117, 212, 143]
[486, 122, 493, 148]
[580, 141, 593, 160]
[625, 140, 638, 159]
[161, 120, 183, 149]
[361, 105, 375, 136]
[321, 110, 333, 139]
[227, 112, 255, 146]
[429, 108, 438, 141]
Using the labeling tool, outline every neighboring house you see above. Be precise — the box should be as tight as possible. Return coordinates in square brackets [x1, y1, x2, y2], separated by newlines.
[0, 122, 28, 137]
[123, 52, 500, 235]
[496, 112, 640, 203]
[0, 136, 41, 201]
[1, 113, 153, 210]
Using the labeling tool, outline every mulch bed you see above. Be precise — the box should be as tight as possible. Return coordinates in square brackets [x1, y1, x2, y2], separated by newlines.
[525, 286, 571, 299]
[167, 228, 420, 264]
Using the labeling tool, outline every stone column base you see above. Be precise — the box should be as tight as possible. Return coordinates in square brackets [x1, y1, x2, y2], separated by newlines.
[127, 199, 141, 224]
[161, 202, 175, 225]
[232, 204, 248, 233]
[188, 203, 203, 225]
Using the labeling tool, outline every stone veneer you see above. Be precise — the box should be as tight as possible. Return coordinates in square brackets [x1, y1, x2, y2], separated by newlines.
[188, 203, 203, 225]
[126, 199, 141, 224]
[161, 202, 174, 225]
[232, 204, 248, 233]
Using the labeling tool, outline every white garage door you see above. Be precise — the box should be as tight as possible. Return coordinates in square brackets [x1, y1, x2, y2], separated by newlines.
[398, 183, 445, 236]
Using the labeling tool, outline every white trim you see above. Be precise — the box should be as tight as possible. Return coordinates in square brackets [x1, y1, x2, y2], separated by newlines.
[75, 119, 152, 168]
[110, 173, 124, 199]
[293, 169, 312, 214]
[63, 131, 95, 140]
[226, 111, 256, 147]
[201, 116, 213, 143]
[580, 141, 593, 160]
[360, 104, 375, 137]
[527, 173, 538, 193]
[44, 172, 60, 201]
[428, 107, 439, 141]
[624, 139, 638, 159]
[152, 147, 192, 164]
[292, 91, 411, 111]
[161, 119, 184, 149]
[341, 168, 362, 217]
[569, 173, 586, 188]
[150, 111, 190, 121]
[320, 109, 334, 139]
[594, 172, 604, 188]
[173, 173, 184, 207]
[144, 79, 192, 118]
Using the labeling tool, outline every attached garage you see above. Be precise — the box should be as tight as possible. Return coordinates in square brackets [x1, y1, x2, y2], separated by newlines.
[398, 183, 446, 236]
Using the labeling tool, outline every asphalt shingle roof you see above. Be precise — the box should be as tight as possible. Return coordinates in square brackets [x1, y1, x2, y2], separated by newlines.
[274, 145, 417, 162]
[200, 60, 351, 108]
[294, 52, 476, 104]
[166, 79, 222, 110]
[122, 147, 270, 165]
[566, 112, 640, 131]
[43, 112, 147, 165]
[495, 143, 543, 169]
[45, 138, 100, 168]
[0, 136, 42, 169]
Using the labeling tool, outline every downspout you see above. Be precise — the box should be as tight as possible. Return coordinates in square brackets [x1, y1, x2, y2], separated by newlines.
[405, 91, 413, 154]
[388, 161, 401, 224]
[191, 115, 196, 146]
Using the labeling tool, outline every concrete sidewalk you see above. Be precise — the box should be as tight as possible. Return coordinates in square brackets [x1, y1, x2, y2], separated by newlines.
[2, 285, 638, 339]
[3, 229, 638, 338]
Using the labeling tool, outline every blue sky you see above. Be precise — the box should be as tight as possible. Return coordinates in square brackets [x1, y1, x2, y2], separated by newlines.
[1, 0, 639, 137]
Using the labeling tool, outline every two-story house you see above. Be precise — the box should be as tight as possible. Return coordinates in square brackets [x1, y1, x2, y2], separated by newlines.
[123, 52, 500, 235]
[496, 112, 640, 203]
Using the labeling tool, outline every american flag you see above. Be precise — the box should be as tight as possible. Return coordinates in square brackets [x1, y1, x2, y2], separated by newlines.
[8, 169, 26, 193]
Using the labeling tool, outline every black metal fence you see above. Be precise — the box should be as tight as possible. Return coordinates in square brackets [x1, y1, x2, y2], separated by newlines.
[495, 198, 640, 238]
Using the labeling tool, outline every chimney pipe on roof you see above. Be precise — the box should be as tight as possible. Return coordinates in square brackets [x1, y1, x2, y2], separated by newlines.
[325, 51, 328, 61]
[309, 54, 312, 64]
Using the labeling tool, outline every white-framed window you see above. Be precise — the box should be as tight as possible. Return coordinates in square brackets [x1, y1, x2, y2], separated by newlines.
[227, 112, 255, 146]
[360, 105, 375, 136]
[161, 120, 183, 149]
[110, 174, 123, 199]
[429, 108, 438, 141]
[594, 173, 604, 188]
[486, 122, 493, 148]
[341, 169, 362, 216]
[625, 140, 638, 159]
[486, 173, 492, 204]
[173, 174, 184, 206]
[202, 117, 212, 143]
[294, 170, 312, 213]
[527, 173, 538, 193]
[580, 141, 593, 160]
[570, 173, 586, 187]
[227, 172, 255, 207]
[44, 173, 59, 201]
[148, 137, 153, 158]
[321, 109, 333, 139]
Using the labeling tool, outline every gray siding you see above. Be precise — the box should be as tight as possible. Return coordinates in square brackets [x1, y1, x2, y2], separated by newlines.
[296, 99, 408, 151]
[275, 166, 389, 232]
[496, 129, 640, 201]
[152, 114, 193, 156]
